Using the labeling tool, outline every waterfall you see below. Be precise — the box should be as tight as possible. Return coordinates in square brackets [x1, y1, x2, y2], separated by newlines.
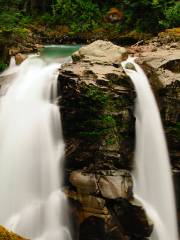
[0, 56, 71, 240]
[121, 57, 179, 240]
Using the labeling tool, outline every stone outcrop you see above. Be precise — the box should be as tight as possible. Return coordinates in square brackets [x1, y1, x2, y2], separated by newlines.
[59, 39, 180, 239]
[15, 53, 28, 65]
[59, 41, 135, 172]
[70, 170, 133, 199]
[0, 30, 43, 69]
[59, 40, 168, 239]
[72, 40, 127, 64]
[132, 40, 180, 172]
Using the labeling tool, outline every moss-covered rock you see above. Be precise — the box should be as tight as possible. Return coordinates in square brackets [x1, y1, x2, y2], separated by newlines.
[0, 226, 27, 240]
[58, 42, 135, 173]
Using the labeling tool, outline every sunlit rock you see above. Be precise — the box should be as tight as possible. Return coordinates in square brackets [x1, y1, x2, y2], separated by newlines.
[72, 40, 127, 65]
[15, 53, 28, 65]
[69, 170, 133, 199]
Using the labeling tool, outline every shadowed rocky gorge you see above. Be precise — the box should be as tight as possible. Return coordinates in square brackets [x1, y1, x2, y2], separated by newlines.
[58, 40, 180, 240]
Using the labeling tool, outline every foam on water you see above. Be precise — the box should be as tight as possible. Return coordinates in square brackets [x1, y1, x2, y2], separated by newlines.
[121, 57, 179, 240]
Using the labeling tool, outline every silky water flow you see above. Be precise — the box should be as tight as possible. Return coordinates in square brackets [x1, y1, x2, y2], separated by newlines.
[121, 57, 179, 240]
[0, 56, 72, 240]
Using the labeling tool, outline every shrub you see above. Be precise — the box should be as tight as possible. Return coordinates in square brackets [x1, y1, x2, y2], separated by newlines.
[53, 0, 101, 32]
[117, 0, 179, 32]
[162, 2, 180, 28]
[0, 10, 32, 31]
[0, 62, 7, 72]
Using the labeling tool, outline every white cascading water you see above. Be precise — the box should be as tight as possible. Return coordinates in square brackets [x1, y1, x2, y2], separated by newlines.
[121, 57, 179, 240]
[0, 56, 71, 240]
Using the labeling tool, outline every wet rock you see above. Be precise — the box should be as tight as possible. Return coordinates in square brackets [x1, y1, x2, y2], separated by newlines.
[60, 40, 180, 238]
[79, 216, 106, 240]
[66, 189, 151, 240]
[9, 47, 21, 56]
[69, 170, 133, 199]
[107, 198, 153, 238]
[65, 189, 109, 221]
[125, 63, 136, 71]
[15, 53, 28, 65]
[159, 80, 180, 171]
[34, 43, 44, 51]
[127, 33, 180, 88]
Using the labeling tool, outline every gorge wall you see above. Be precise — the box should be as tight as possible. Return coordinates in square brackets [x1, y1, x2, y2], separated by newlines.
[0, 38, 179, 240]
[58, 40, 180, 240]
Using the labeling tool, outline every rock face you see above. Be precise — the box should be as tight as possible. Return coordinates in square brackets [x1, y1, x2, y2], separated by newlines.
[131, 40, 180, 171]
[59, 41, 135, 173]
[59, 39, 180, 239]
[59, 40, 162, 239]
[0, 30, 43, 69]
[70, 170, 133, 199]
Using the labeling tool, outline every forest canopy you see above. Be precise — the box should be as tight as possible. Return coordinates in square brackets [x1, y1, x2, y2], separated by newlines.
[0, 0, 179, 33]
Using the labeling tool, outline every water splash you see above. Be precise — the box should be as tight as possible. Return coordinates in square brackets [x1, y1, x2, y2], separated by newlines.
[121, 57, 179, 240]
[0, 56, 71, 240]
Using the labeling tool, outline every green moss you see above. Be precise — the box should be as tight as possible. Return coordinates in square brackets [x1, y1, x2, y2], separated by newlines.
[85, 86, 108, 105]
[67, 83, 134, 144]
[106, 138, 117, 145]
[100, 115, 116, 128]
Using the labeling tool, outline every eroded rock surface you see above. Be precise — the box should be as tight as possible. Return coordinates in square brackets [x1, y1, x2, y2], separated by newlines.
[59, 39, 180, 239]
[70, 170, 133, 199]
[59, 40, 165, 239]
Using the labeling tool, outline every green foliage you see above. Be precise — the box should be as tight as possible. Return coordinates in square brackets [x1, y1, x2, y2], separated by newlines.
[0, 0, 179, 35]
[85, 86, 108, 104]
[161, 2, 180, 28]
[40, 13, 55, 25]
[79, 114, 117, 139]
[0, 9, 32, 35]
[77, 85, 118, 140]
[117, 0, 179, 32]
[53, 0, 100, 32]
[106, 138, 116, 145]
[101, 115, 116, 128]
[0, 62, 7, 72]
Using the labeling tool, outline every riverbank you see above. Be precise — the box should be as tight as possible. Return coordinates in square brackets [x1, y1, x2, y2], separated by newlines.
[0, 26, 179, 71]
